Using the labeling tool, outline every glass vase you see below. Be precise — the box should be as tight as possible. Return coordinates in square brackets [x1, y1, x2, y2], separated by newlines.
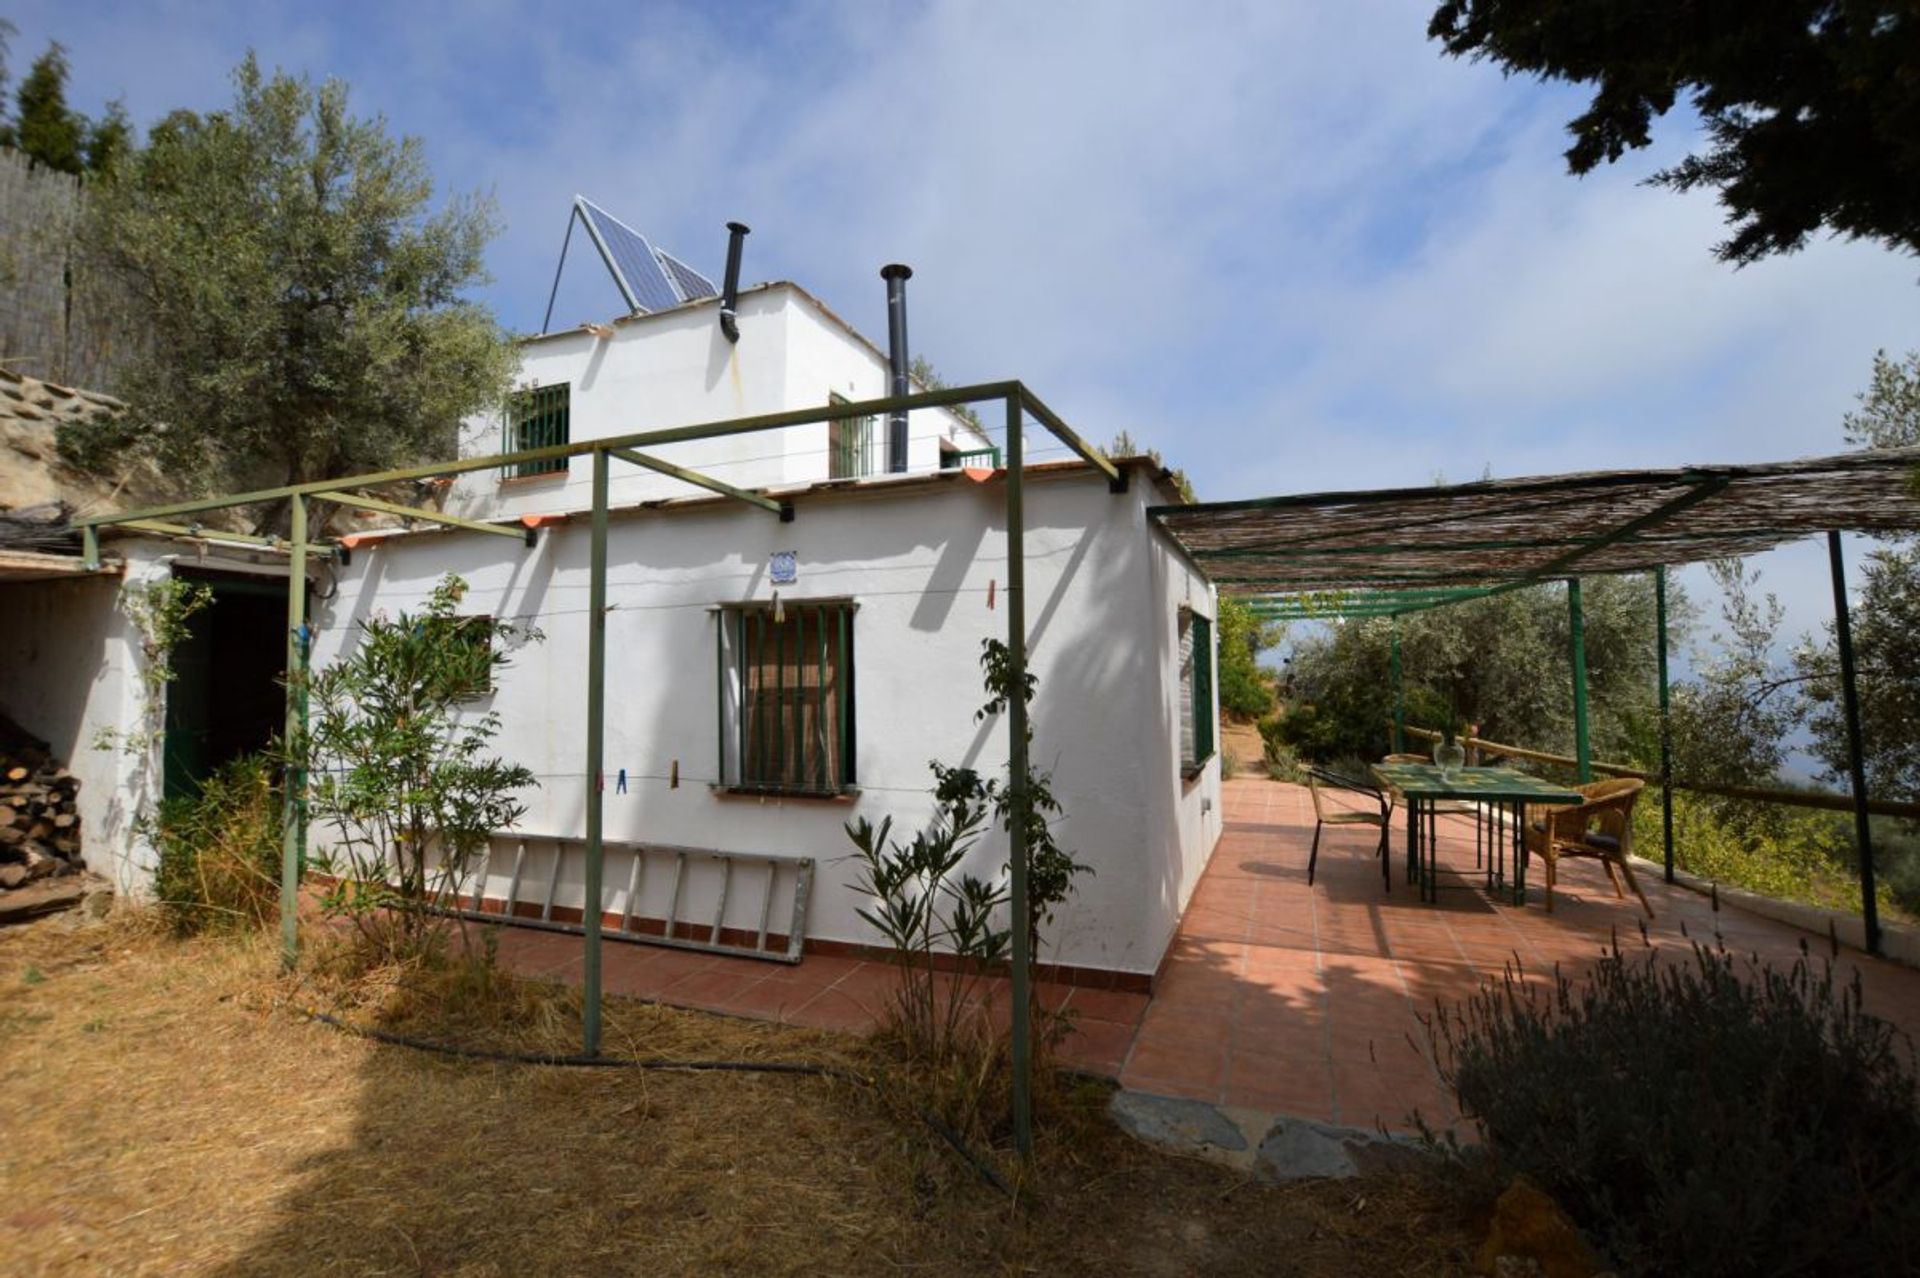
[1433, 735, 1467, 777]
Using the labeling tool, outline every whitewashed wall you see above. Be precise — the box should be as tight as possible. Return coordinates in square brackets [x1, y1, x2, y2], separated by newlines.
[311, 465, 1218, 978]
[442, 285, 993, 525]
[0, 543, 177, 894]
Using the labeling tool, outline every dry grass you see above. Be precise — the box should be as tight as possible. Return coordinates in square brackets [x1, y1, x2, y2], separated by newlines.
[0, 913, 1476, 1276]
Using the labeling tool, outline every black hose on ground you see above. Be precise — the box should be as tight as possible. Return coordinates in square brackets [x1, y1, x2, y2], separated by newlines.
[299, 1007, 1015, 1199]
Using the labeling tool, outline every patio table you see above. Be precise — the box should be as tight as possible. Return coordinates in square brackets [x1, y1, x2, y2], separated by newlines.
[1369, 763, 1584, 905]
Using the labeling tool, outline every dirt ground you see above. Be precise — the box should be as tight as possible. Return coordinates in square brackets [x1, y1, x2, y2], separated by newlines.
[1222, 718, 1266, 775]
[0, 912, 1478, 1277]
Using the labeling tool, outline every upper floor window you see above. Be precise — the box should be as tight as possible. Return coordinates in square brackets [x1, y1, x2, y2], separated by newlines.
[828, 394, 876, 480]
[1179, 608, 1215, 776]
[505, 383, 570, 479]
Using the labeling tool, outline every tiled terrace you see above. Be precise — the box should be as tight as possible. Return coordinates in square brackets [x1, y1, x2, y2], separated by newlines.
[492, 778, 1920, 1134]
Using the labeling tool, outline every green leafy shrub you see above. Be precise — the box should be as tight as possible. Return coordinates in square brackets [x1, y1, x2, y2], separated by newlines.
[299, 575, 538, 959]
[1216, 598, 1280, 719]
[1257, 717, 1307, 782]
[1428, 941, 1920, 1277]
[1633, 792, 1898, 917]
[149, 755, 280, 935]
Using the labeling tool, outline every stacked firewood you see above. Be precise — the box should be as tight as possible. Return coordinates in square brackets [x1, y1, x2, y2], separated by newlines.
[0, 715, 81, 891]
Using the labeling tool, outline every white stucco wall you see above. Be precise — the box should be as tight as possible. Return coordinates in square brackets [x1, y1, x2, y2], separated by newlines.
[310, 464, 1217, 978]
[443, 284, 992, 525]
[0, 546, 175, 894]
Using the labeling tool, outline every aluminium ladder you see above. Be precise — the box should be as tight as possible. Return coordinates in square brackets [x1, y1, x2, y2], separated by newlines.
[444, 833, 813, 964]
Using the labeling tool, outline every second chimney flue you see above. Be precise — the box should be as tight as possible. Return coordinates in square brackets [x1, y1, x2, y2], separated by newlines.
[881, 263, 912, 473]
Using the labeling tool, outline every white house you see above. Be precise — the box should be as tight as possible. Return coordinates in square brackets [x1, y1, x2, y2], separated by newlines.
[0, 243, 1221, 990]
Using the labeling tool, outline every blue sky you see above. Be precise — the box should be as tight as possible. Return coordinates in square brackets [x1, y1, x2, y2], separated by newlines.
[10, 0, 1920, 662]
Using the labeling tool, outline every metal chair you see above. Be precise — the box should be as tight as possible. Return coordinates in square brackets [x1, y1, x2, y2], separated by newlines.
[1306, 767, 1391, 889]
[1523, 778, 1652, 916]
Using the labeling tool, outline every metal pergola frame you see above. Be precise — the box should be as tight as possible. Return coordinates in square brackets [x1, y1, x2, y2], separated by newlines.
[1153, 452, 1920, 957]
[77, 380, 1123, 1159]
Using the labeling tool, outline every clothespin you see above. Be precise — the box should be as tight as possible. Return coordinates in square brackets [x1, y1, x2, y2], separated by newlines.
[615, 768, 627, 794]
[987, 579, 996, 610]
[670, 760, 679, 790]
[595, 772, 605, 792]
[772, 590, 785, 624]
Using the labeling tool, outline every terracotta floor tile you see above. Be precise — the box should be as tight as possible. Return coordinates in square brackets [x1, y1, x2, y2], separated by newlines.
[1057, 1018, 1138, 1076]
[1065, 987, 1151, 1024]
[755, 954, 863, 988]
[1223, 1051, 1334, 1118]
[483, 778, 1920, 1117]
[1124, 1031, 1229, 1089]
[1119, 1073, 1222, 1105]
[658, 966, 770, 1012]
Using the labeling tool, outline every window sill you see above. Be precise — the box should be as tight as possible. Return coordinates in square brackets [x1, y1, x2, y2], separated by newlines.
[1181, 752, 1216, 782]
[498, 470, 569, 488]
[710, 784, 860, 804]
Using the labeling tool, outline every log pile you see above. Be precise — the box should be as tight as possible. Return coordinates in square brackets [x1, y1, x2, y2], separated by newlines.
[0, 714, 82, 891]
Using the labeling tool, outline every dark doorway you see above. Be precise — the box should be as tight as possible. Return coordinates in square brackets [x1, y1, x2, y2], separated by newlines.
[163, 569, 294, 801]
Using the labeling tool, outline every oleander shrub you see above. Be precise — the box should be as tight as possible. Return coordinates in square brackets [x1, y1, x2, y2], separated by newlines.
[1428, 940, 1920, 1277]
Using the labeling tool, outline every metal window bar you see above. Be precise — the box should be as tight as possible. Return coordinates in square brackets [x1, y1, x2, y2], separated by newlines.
[719, 602, 852, 794]
[505, 384, 570, 478]
[829, 396, 877, 479]
[949, 446, 1002, 468]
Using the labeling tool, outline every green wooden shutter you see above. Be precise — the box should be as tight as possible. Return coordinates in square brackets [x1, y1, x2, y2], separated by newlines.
[1192, 613, 1215, 764]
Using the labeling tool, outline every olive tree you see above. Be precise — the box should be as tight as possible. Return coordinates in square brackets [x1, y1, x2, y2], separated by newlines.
[60, 54, 514, 531]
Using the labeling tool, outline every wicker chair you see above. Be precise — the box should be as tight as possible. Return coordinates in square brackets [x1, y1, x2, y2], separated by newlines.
[1522, 777, 1652, 916]
[1306, 767, 1391, 890]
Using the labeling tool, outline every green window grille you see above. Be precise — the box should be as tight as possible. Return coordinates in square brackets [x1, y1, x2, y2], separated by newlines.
[716, 601, 855, 795]
[1180, 609, 1215, 774]
[504, 383, 570, 478]
[828, 394, 876, 479]
[944, 446, 1002, 469]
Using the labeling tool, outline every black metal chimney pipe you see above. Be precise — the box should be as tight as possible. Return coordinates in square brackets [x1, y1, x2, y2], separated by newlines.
[719, 221, 749, 344]
[880, 264, 912, 473]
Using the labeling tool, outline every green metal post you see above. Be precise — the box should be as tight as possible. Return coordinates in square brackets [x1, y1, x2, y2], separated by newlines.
[1004, 391, 1034, 1160]
[583, 449, 609, 1054]
[1827, 531, 1881, 955]
[279, 495, 307, 969]
[1655, 568, 1676, 882]
[1567, 578, 1592, 783]
[1390, 618, 1405, 754]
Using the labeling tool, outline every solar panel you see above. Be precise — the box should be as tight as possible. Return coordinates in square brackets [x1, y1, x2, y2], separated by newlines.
[577, 198, 681, 313]
[656, 249, 718, 303]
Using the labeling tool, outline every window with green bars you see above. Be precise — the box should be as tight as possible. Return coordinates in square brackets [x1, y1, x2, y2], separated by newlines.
[1179, 609, 1215, 775]
[503, 383, 570, 478]
[828, 393, 876, 479]
[716, 601, 856, 795]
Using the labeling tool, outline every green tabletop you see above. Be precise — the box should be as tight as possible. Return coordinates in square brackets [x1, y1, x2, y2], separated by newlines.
[1370, 763, 1583, 806]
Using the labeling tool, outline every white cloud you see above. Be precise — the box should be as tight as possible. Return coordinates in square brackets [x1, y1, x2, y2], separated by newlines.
[13, 0, 1920, 518]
